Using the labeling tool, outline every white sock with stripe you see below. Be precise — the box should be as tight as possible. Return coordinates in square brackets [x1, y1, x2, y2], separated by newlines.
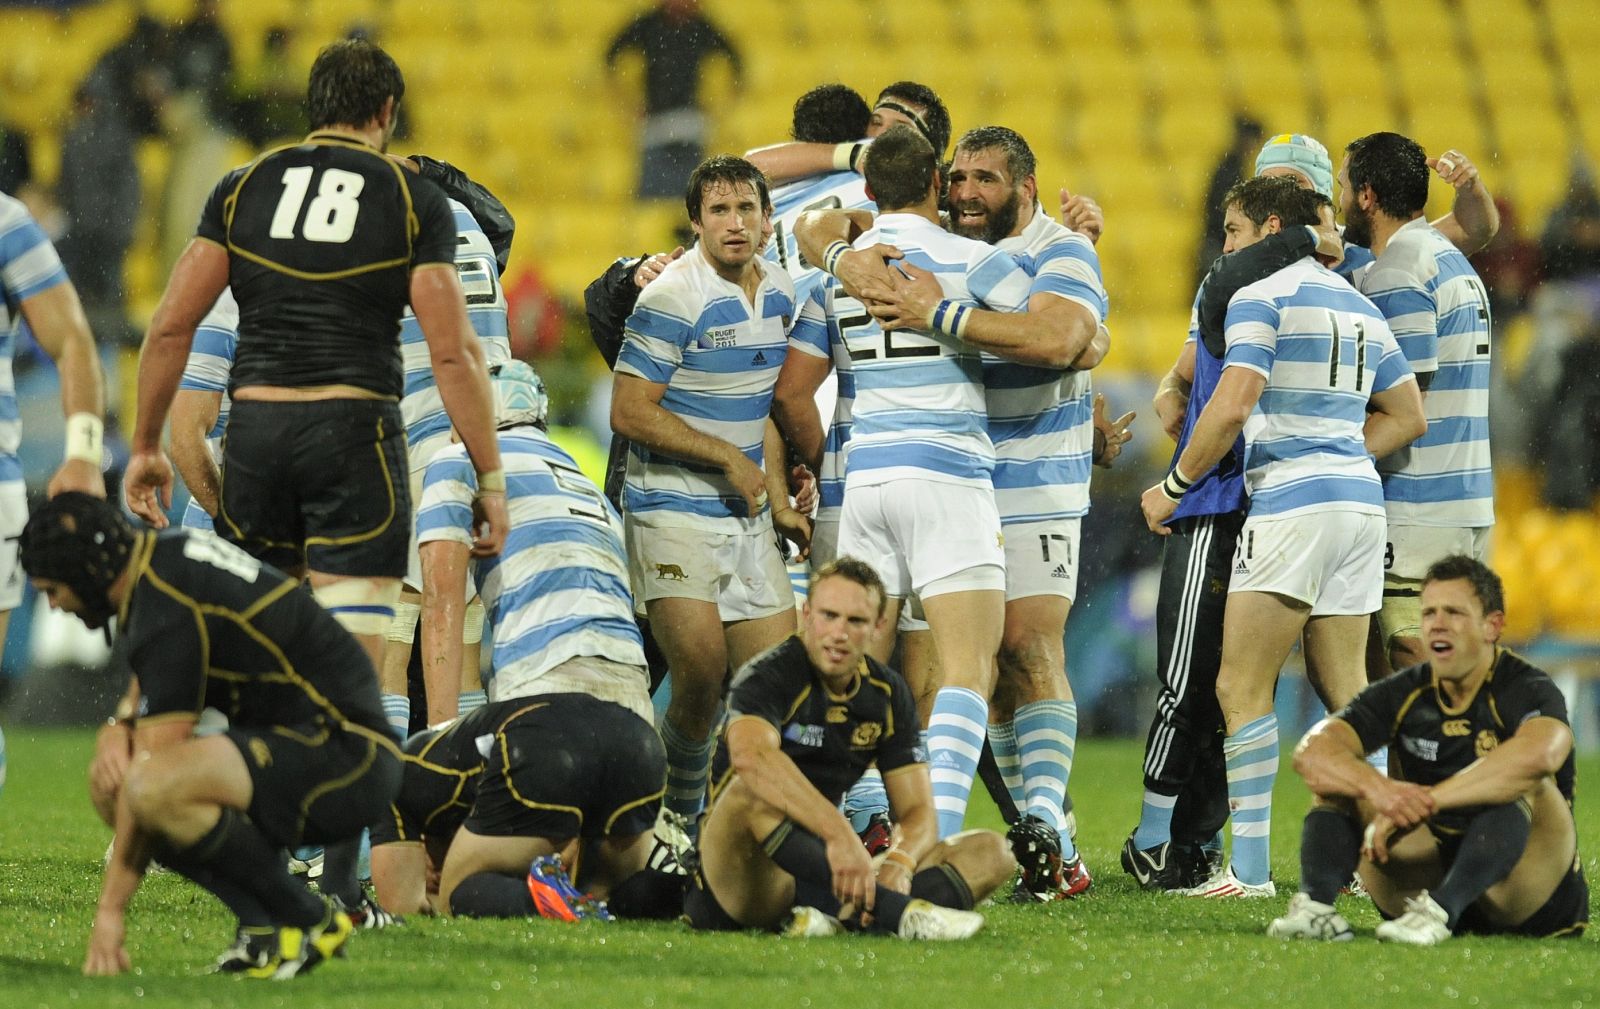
[1223, 713, 1279, 886]
[927, 687, 988, 839]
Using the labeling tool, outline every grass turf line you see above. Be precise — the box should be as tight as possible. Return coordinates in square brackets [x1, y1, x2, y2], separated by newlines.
[0, 728, 1596, 1009]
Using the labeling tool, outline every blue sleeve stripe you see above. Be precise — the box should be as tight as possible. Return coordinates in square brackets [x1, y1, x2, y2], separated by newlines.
[1225, 298, 1279, 330]
[1224, 343, 1276, 373]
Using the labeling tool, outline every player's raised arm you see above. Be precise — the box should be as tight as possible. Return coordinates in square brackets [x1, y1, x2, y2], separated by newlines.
[1427, 148, 1499, 254]
[21, 279, 105, 498]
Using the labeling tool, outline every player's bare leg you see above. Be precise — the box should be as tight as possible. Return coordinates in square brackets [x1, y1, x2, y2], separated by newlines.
[379, 588, 420, 737]
[899, 625, 941, 724]
[725, 607, 798, 671]
[914, 829, 1017, 904]
[1300, 614, 1371, 714]
[697, 777, 802, 928]
[647, 597, 732, 820]
[437, 829, 566, 913]
[921, 588, 1006, 838]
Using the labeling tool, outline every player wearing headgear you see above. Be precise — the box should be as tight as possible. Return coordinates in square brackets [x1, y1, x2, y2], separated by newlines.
[1141, 176, 1426, 897]
[122, 38, 508, 677]
[22, 493, 401, 978]
[1269, 557, 1587, 944]
[610, 155, 815, 824]
[369, 694, 684, 921]
[686, 557, 1015, 938]
[747, 81, 953, 187]
[416, 361, 651, 723]
[1338, 132, 1496, 688]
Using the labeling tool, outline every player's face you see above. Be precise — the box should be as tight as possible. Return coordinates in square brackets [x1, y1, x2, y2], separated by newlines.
[31, 577, 100, 627]
[800, 576, 885, 681]
[692, 181, 764, 274]
[947, 148, 1028, 243]
[1221, 204, 1267, 253]
[1337, 155, 1373, 248]
[1420, 578, 1504, 679]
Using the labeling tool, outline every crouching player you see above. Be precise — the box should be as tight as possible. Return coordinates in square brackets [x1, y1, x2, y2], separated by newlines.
[686, 558, 1015, 939]
[1270, 557, 1587, 944]
[369, 695, 688, 920]
[25, 494, 401, 978]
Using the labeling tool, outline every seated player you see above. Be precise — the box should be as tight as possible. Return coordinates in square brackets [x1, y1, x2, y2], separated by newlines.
[686, 557, 1015, 939]
[22, 494, 402, 979]
[1269, 557, 1587, 944]
[369, 694, 686, 920]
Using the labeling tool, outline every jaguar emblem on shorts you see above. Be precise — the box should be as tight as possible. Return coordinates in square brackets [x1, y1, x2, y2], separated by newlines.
[1474, 729, 1499, 758]
[654, 563, 688, 581]
[248, 738, 273, 768]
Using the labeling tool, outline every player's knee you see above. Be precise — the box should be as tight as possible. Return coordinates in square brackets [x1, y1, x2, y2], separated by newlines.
[945, 829, 1016, 896]
[998, 629, 1064, 696]
[385, 599, 419, 645]
[462, 598, 485, 645]
[313, 578, 402, 637]
[121, 761, 179, 827]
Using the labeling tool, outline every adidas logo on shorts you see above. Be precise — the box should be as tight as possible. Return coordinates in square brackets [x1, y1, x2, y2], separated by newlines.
[1051, 564, 1069, 578]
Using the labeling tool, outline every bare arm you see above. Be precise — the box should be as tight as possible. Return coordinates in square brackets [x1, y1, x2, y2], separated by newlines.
[1293, 716, 1437, 832]
[764, 418, 810, 559]
[169, 390, 222, 517]
[879, 766, 938, 894]
[1071, 320, 1111, 371]
[745, 142, 852, 185]
[1428, 150, 1499, 254]
[22, 279, 105, 497]
[862, 268, 1096, 368]
[611, 372, 768, 514]
[1429, 717, 1572, 811]
[1154, 340, 1196, 443]
[419, 539, 470, 727]
[1362, 378, 1428, 459]
[1139, 365, 1262, 535]
[793, 208, 874, 265]
[770, 351, 832, 474]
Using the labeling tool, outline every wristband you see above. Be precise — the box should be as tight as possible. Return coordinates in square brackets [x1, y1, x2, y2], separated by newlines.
[821, 240, 851, 277]
[883, 848, 917, 873]
[65, 412, 104, 464]
[477, 468, 507, 494]
[928, 299, 973, 340]
[1160, 464, 1194, 503]
[832, 141, 865, 172]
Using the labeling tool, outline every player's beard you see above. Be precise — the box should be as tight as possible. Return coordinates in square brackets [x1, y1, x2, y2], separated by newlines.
[950, 188, 1021, 244]
[1343, 202, 1374, 248]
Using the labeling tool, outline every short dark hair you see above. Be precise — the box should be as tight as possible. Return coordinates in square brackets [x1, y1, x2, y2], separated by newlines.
[1224, 174, 1326, 228]
[875, 81, 951, 158]
[684, 154, 770, 224]
[1423, 555, 1506, 616]
[306, 38, 405, 130]
[862, 124, 937, 211]
[1345, 131, 1431, 219]
[792, 84, 871, 144]
[809, 556, 887, 618]
[953, 125, 1037, 183]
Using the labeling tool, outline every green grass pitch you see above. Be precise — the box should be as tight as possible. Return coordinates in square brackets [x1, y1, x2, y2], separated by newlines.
[1, 729, 1596, 1009]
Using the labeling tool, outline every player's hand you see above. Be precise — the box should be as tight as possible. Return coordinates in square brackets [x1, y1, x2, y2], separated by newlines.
[470, 490, 509, 558]
[1092, 394, 1135, 469]
[834, 245, 904, 302]
[1427, 150, 1480, 191]
[860, 263, 942, 332]
[1154, 386, 1188, 443]
[1140, 484, 1178, 536]
[788, 464, 818, 516]
[48, 457, 106, 500]
[1312, 204, 1345, 267]
[826, 832, 876, 912]
[724, 454, 769, 517]
[772, 505, 812, 561]
[1361, 813, 1401, 864]
[1364, 776, 1436, 830]
[1060, 187, 1104, 244]
[88, 722, 133, 808]
[83, 908, 130, 976]
[123, 450, 174, 528]
[634, 247, 685, 289]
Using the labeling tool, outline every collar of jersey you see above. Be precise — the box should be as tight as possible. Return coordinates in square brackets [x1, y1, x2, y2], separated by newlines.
[820, 663, 864, 702]
[304, 130, 380, 150]
[1432, 647, 1500, 716]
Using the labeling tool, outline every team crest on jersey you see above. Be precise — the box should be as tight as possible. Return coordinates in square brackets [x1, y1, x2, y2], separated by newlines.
[851, 723, 883, 747]
[1474, 730, 1499, 758]
[703, 326, 739, 349]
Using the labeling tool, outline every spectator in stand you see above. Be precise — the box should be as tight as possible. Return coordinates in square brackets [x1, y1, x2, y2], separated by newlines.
[55, 84, 140, 347]
[160, 0, 239, 274]
[1194, 115, 1264, 287]
[605, 0, 743, 199]
[1539, 163, 1600, 284]
[1473, 196, 1542, 322]
[235, 26, 305, 147]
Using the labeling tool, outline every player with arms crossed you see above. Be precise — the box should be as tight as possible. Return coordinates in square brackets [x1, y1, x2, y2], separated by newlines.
[23, 494, 401, 978]
[1141, 176, 1426, 897]
[687, 557, 1014, 938]
[1270, 557, 1586, 944]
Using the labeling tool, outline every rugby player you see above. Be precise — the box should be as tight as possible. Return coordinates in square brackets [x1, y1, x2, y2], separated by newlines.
[686, 558, 1014, 938]
[747, 81, 952, 187]
[1269, 557, 1587, 944]
[1141, 176, 1426, 896]
[24, 494, 400, 978]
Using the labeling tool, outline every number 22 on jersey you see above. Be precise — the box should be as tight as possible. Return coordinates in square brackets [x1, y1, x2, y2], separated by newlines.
[269, 166, 364, 243]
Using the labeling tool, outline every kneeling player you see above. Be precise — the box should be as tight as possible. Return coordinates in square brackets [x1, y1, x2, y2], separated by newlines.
[1269, 557, 1587, 944]
[370, 694, 686, 920]
[686, 558, 1015, 939]
[24, 494, 402, 978]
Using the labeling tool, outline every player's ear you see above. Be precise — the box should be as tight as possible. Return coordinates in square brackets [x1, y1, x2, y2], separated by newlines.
[1483, 608, 1505, 643]
[1021, 173, 1037, 207]
[1264, 214, 1283, 235]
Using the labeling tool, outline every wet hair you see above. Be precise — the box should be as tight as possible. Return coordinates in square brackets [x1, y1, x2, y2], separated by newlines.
[875, 81, 951, 158]
[862, 124, 938, 211]
[809, 556, 887, 618]
[306, 38, 405, 131]
[792, 84, 871, 144]
[684, 154, 770, 224]
[1345, 131, 1431, 219]
[1423, 555, 1506, 616]
[953, 125, 1037, 183]
[1223, 174, 1326, 228]
[18, 492, 136, 630]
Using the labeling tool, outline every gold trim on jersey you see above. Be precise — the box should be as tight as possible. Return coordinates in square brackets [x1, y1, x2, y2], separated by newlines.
[1433, 647, 1501, 717]
[222, 135, 418, 281]
[304, 414, 399, 548]
[866, 673, 895, 742]
[498, 729, 583, 824]
[298, 736, 379, 835]
[603, 785, 667, 834]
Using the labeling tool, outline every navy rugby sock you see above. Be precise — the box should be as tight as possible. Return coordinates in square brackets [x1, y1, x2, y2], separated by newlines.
[319, 837, 365, 908]
[1431, 801, 1532, 926]
[910, 864, 975, 910]
[608, 867, 689, 920]
[763, 821, 910, 933]
[178, 808, 326, 927]
[449, 872, 535, 918]
[156, 844, 274, 929]
[1298, 807, 1362, 905]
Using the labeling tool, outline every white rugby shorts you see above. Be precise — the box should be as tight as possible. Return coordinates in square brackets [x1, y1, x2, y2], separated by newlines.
[836, 479, 1005, 599]
[625, 515, 793, 622]
[1229, 510, 1385, 617]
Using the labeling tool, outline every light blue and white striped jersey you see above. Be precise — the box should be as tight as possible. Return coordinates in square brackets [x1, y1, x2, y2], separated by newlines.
[1354, 217, 1493, 528]
[985, 208, 1109, 523]
[616, 246, 809, 530]
[1334, 239, 1375, 280]
[788, 284, 858, 528]
[1224, 257, 1414, 519]
[399, 198, 511, 452]
[416, 427, 646, 693]
[833, 213, 1032, 488]
[0, 193, 70, 479]
[176, 288, 239, 531]
[764, 170, 874, 305]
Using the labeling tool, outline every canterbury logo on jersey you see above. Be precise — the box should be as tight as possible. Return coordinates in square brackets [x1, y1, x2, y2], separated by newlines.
[1441, 719, 1471, 737]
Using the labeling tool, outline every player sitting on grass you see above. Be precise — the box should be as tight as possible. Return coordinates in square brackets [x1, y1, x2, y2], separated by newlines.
[370, 695, 689, 921]
[23, 494, 401, 979]
[1269, 556, 1588, 944]
[686, 557, 1015, 939]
